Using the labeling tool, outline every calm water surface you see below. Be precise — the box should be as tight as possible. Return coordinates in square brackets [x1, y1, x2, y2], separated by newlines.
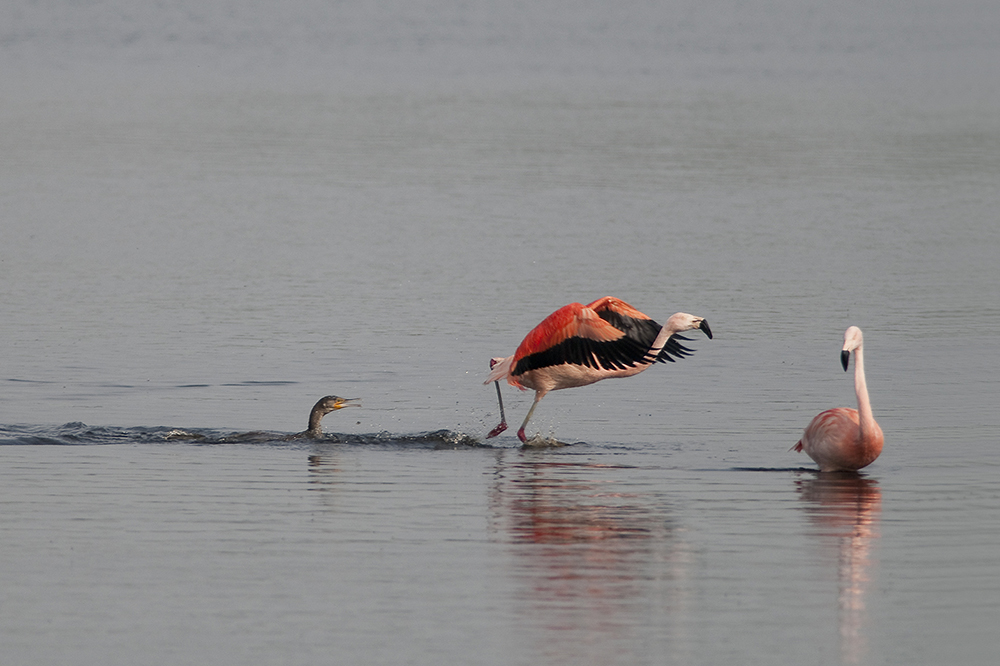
[2, 1, 999, 664]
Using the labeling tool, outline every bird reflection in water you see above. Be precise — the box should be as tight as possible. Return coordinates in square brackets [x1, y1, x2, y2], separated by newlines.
[490, 453, 691, 663]
[796, 472, 881, 665]
[308, 453, 341, 482]
[306, 452, 346, 511]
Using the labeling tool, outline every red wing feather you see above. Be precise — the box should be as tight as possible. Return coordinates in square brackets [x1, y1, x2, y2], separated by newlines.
[510, 298, 667, 378]
[586, 296, 654, 322]
[513, 303, 624, 362]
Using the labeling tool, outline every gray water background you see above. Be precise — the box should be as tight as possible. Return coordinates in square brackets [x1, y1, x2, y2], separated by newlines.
[2, 1, 999, 664]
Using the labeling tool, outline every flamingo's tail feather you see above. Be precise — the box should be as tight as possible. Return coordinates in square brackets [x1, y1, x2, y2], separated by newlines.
[484, 356, 514, 384]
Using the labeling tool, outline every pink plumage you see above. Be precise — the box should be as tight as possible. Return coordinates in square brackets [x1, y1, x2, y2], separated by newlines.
[485, 297, 712, 444]
[794, 326, 884, 472]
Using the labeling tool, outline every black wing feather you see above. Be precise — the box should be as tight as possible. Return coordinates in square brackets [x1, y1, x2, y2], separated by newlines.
[513, 311, 699, 377]
[654, 333, 697, 364]
[513, 335, 648, 376]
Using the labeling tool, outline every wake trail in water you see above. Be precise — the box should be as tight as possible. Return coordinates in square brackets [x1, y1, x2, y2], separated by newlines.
[0, 422, 492, 449]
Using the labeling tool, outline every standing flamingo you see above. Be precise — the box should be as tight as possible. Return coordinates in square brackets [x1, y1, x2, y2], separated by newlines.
[485, 296, 713, 443]
[793, 326, 884, 472]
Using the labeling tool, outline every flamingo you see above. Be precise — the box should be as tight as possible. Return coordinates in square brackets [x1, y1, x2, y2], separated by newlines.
[793, 326, 884, 472]
[484, 296, 713, 443]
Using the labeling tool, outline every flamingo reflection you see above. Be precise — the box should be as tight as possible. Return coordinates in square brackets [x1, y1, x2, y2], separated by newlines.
[490, 453, 692, 664]
[796, 473, 881, 665]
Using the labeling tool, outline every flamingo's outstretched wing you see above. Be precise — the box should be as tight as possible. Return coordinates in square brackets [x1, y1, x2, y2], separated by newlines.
[510, 298, 662, 377]
[591, 297, 703, 365]
[654, 334, 699, 364]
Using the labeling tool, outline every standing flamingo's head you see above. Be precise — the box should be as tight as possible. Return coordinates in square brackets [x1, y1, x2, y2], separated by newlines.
[667, 313, 713, 339]
[841, 326, 864, 371]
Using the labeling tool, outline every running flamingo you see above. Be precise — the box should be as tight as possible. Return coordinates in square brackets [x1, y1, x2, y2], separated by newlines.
[485, 297, 713, 443]
[793, 326, 884, 472]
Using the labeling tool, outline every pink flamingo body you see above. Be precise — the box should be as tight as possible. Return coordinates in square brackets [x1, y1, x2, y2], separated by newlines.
[485, 296, 712, 443]
[794, 326, 884, 472]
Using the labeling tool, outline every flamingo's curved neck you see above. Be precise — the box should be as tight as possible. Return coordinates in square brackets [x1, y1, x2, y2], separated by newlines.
[853, 345, 876, 439]
[649, 320, 682, 356]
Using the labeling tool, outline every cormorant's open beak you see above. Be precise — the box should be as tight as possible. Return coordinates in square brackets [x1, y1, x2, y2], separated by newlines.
[841, 350, 850, 371]
[335, 398, 362, 409]
[699, 319, 713, 339]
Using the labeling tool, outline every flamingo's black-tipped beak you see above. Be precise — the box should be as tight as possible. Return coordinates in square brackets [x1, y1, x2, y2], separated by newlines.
[841, 350, 850, 371]
[700, 319, 713, 339]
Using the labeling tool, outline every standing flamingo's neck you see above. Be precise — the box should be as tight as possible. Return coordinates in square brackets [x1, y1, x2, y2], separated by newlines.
[853, 344, 876, 439]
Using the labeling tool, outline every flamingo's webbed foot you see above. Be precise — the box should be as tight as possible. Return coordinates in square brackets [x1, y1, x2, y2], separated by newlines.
[487, 421, 508, 439]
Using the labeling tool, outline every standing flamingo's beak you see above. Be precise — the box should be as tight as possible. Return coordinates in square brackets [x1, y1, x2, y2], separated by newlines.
[841, 350, 850, 371]
[699, 319, 713, 339]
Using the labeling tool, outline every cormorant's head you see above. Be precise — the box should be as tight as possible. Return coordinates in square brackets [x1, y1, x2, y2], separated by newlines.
[314, 395, 361, 414]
